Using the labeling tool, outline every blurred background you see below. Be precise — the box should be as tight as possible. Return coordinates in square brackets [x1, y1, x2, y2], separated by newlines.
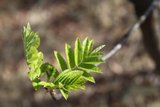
[0, 0, 160, 107]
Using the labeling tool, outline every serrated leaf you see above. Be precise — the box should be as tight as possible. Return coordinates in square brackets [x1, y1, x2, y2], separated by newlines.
[54, 70, 84, 85]
[26, 32, 40, 49]
[38, 81, 55, 88]
[32, 79, 41, 90]
[64, 72, 82, 85]
[79, 85, 86, 90]
[82, 38, 94, 56]
[65, 84, 85, 91]
[90, 52, 103, 57]
[60, 88, 69, 100]
[32, 80, 55, 90]
[54, 51, 68, 71]
[65, 44, 75, 68]
[22, 24, 43, 81]
[79, 63, 101, 73]
[74, 38, 83, 65]
[82, 71, 95, 83]
[28, 68, 41, 80]
[64, 75, 86, 91]
[87, 39, 94, 54]
[53, 70, 70, 84]
[53, 70, 87, 99]
[26, 47, 43, 68]
[41, 63, 59, 81]
[22, 26, 105, 100]
[23, 24, 40, 50]
[58, 82, 64, 88]
[82, 56, 104, 64]
[91, 45, 105, 53]
[82, 37, 89, 57]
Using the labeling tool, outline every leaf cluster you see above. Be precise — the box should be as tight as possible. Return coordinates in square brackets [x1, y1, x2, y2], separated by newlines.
[22, 24, 105, 100]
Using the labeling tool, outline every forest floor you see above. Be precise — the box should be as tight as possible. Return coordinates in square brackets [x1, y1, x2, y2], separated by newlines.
[0, 0, 160, 107]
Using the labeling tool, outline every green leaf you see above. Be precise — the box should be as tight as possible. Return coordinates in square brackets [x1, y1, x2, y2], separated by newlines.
[38, 81, 55, 88]
[79, 63, 101, 73]
[82, 56, 104, 64]
[63, 76, 86, 92]
[41, 63, 59, 81]
[82, 71, 95, 83]
[60, 88, 69, 100]
[32, 80, 55, 90]
[90, 52, 103, 57]
[58, 82, 64, 88]
[54, 70, 84, 85]
[65, 84, 85, 91]
[82, 37, 89, 57]
[74, 38, 83, 65]
[54, 51, 68, 71]
[53, 70, 87, 99]
[28, 68, 41, 81]
[87, 39, 94, 54]
[22, 24, 43, 80]
[22, 25, 105, 100]
[32, 79, 41, 90]
[23, 24, 40, 51]
[91, 45, 105, 53]
[53, 70, 70, 84]
[65, 43, 75, 69]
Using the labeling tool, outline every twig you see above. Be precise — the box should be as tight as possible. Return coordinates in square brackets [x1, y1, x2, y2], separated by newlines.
[45, 88, 57, 101]
[45, 88, 60, 107]
[101, 0, 159, 62]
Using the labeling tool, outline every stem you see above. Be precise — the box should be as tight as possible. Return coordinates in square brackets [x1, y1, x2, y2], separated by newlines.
[45, 88, 57, 101]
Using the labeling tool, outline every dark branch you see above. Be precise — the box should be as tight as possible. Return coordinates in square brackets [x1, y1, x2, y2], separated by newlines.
[101, 0, 159, 62]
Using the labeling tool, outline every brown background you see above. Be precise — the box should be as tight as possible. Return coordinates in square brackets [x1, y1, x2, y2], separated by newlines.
[0, 0, 159, 107]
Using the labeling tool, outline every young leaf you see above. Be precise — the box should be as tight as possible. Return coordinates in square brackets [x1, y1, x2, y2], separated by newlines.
[65, 84, 85, 91]
[74, 38, 83, 65]
[91, 45, 105, 53]
[22, 24, 105, 100]
[65, 43, 75, 69]
[82, 37, 89, 57]
[82, 56, 104, 64]
[32, 80, 55, 90]
[32, 79, 41, 90]
[86, 39, 94, 54]
[23, 24, 40, 49]
[54, 51, 68, 71]
[60, 88, 69, 100]
[54, 70, 83, 85]
[90, 52, 103, 57]
[22, 24, 43, 80]
[28, 68, 41, 81]
[38, 81, 55, 88]
[82, 71, 95, 83]
[41, 63, 59, 81]
[53, 70, 87, 100]
[65, 76, 87, 91]
[63, 71, 85, 86]
[53, 70, 70, 84]
[79, 63, 101, 73]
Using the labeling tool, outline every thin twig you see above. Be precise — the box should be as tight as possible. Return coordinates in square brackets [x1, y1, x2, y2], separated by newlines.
[101, 0, 158, 62]
[45, 88, 57, 101]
